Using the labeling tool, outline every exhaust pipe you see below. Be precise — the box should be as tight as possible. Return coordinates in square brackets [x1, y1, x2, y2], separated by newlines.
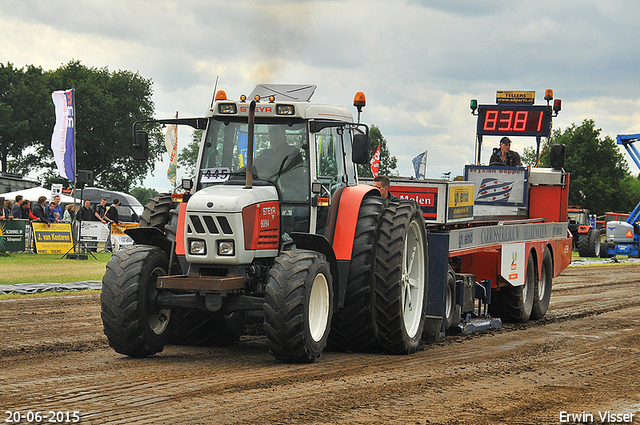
[245, 100, 256, 189]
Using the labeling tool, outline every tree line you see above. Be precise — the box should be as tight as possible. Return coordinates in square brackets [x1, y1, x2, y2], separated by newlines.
[2, 60, 637, 215]
[523, 119, 640, 216]
[0, 60, 164, 193]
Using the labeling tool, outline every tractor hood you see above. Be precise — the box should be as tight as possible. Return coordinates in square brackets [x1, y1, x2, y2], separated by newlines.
[187, 184, 279, 214]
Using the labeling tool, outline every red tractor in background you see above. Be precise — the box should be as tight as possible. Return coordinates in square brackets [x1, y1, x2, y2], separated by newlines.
[567, 207, 600, 257]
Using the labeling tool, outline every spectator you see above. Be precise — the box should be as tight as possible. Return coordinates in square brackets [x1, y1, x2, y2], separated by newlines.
[48, 202, 60, 223]
[105, 198, 121, 225]
[51, 195, 63, 219]
[94, 198, 108, 224]
[372, 175, 401, 202]
[0, 197, 11, 220]
[12, 195, 23, 218]
[78, 199, 94, 222]
[63, 204, 76, 222]
[31, 196, 50, 223]
[20, 199, 32, 220]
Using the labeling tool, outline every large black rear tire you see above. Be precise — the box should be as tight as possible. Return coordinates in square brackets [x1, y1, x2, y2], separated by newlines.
[328, 196, 385, 352]
[576, 232, 590, 257]
[530, 248, 553, 320]
[373, 201, 428, 355]
[586, 228, 600, 257]
[139, 193, 175, 231]
[101, 245, 172, 357]
[264, 250, 333, 363]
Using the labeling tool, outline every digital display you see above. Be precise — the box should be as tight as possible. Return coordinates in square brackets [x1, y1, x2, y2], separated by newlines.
[477, 105, 552, 137]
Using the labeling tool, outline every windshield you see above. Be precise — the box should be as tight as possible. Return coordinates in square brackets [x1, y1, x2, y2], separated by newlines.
[199, 119, 309, 202]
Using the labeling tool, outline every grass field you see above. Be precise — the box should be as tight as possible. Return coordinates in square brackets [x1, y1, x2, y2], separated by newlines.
[0, 252, 112, 285]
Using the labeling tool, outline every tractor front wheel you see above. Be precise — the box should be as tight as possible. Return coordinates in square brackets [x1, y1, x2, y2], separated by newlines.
[101, 245, 172, 357]
[264, 250, 333, 363]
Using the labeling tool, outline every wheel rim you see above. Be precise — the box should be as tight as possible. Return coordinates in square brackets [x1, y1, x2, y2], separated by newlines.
[308, 273, 330, 342]
[402, 220, 425, 338]
[148, 265, 171, 335]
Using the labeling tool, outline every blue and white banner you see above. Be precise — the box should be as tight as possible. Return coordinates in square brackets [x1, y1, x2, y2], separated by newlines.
[412, 150, 427, 179]
[50, 89, 75, 181]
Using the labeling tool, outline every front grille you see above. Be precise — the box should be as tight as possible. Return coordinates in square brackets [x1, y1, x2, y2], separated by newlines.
[188, 214, 234, 235]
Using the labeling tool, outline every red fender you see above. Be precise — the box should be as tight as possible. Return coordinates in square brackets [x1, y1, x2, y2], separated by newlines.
[331, 185, 379, 261]
[175, 202, 187, 255]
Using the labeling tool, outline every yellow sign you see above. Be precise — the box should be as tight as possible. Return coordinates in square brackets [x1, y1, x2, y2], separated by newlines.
[496, 90, 535, 104]
[448, 185, 474, 220]
[32, 222, 74, 254]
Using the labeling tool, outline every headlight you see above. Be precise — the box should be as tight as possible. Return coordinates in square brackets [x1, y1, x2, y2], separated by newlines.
[190, 240, 206, 255]
[218, 241, 234, 256]
[218, 103, 237, 114]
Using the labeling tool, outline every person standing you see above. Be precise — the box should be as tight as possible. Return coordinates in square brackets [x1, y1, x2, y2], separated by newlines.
[105, 198, 121, 225]
[94, 198, 108, 224]
[372, 175, 401, 202]
[489, 137, 522, 166]
[78, 199, 94, 222]
[51, 195, 63, 219]
[63, 204, 76, 222]
[31, 196, 50, 223]
[12, 195, 23, 218]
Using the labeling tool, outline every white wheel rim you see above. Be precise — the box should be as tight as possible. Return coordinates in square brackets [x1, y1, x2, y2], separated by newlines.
[402, 220, 425, 338]
[149, 309, 171, 335]
[148, 265, 170, 335]
[309, 273, 330, 342]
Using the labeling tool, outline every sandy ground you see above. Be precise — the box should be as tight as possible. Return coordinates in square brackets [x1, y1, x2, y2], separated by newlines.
[1, 263, 639, 424]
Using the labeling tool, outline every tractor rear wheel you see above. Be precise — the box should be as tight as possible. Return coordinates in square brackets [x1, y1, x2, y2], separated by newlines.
[530, 248, 553, 320]
[139, 193, 175, 231]
[264, 250, 333, 363]
[586, 228, 601, 257]
[101, 245, 172, 357]
[577, 232, 590, 257]
[328, 196, 385, 352]
[490, 252, 536, 323]
[373, 201, 428, 355]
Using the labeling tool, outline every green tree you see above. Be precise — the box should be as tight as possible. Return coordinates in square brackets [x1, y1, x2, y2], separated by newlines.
[532, 119, 632, 215]
[357, 125, 398, 178]
[5, 60, 163, 193]
[130, 187, 159, 206]
[0, 63, 50, 174]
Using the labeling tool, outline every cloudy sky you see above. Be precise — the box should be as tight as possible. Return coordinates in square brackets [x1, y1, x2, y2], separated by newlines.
[3, 0, 640, 192]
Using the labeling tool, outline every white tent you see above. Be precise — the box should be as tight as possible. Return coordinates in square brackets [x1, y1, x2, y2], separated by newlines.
[0, 186, 76, 204]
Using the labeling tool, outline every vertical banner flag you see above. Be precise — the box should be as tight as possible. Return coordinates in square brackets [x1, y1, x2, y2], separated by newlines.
[164, 112, 178, 184]
[370, 143, 381, 177]
[50, 90, 75, 181]
[412, 150, 428, 179]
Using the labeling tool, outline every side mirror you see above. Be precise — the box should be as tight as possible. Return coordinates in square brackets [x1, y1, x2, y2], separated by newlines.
[133, 131, 149, 162]
[550, 143, 565, 169]
[352, 133, 370, 164]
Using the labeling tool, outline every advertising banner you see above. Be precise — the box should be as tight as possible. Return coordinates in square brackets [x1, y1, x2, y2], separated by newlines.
[464, 165, 528, 207]
[110, 223, 139, 252]
[79, 221, 110, 243]
[0, 219, 27, 252]
[50, 89, 75, 181]
[32, 222, 74, 254]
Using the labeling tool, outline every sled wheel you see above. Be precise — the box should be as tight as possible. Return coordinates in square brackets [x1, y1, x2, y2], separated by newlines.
[444, 265, 461, 330]
[530, 248, 553, 320]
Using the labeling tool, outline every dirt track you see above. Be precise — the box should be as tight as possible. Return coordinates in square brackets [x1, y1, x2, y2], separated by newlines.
[1, 264, 640, 425]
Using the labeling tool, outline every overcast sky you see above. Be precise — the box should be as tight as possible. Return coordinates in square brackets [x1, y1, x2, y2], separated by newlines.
[3, 0, 640, 192]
